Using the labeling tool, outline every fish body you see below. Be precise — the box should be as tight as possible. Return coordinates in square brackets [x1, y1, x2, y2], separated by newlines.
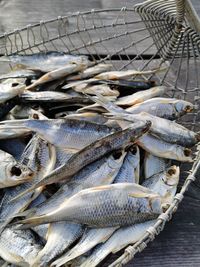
[0, 69, 41, 80]
[67, 63, 113, 80]
[116, 86, 166, 106]
[52, 227, 118, 267]
[74, 84, 119, 97]
[17, 183, 162, 227]
[32, 222, 83, 267]
[0, 226, 43, 267]
[0, 52, 89, 72]
[0, 118, 114, 150]
[127, 97, 194, 120]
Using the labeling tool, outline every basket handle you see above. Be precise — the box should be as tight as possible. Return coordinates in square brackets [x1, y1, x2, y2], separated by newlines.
[175, 0, 186, 26]
[185, 0, 200, 32]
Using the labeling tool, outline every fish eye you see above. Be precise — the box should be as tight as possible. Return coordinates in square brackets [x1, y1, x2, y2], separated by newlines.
[167, 168, 176, 175]
[11, 83, 19, 87]
[32, 113, 39, 120]
[185, 105, 193, 112]
[184, 148, 191, 157]
[10, 166, 22, 176]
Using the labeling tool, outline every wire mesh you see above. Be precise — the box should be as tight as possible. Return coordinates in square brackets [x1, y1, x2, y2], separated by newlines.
[0, 1, 199, 266]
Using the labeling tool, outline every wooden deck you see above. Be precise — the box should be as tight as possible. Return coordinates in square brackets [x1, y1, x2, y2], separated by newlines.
[0, 0, 200, 266]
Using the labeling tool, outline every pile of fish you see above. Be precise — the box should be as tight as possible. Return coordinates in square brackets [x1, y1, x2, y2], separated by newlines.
[0, 51, 198, 267]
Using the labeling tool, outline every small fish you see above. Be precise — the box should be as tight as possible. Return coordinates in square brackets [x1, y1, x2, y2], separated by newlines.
[16, 183, 162, 228]
[142, 165, 180, 206]
[78, 220, 156, 267]
[0, 226, 43, 266]
[137, 134, 193, 162]
[15, 121, 150, 197]
[0, 150, 33, 188]
[0, 118, 114, 150]
[94, 67, 166, 80]
[74, 84, 119, 97]
[0, 51, 89, 72]
[0, 79, 25, 103]
[126, 97, 194, 120]
[116, 86, 166, 106]
[52, 227, 118, 267]
[26, 62, 88, 90]
[144, 152, 171, 179]
[67, 63, 113, 80]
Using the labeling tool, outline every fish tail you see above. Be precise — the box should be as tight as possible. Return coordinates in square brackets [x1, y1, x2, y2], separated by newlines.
[14, 214, 50, 228]
[79, 256, 99, 267]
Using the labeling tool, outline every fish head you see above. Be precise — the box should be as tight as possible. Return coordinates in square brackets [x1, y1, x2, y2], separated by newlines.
[149, 194, 163, 214]
[163, 165, 180, 186]
[175, 100, 194, 114]
[6, 162, 34, 186]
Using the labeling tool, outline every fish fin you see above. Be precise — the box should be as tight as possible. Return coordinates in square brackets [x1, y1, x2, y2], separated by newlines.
[12, 214, 49, 228]
[8, 184, 43, 203]
[128, 192, 158, 198]
[86, 92, 126, 114]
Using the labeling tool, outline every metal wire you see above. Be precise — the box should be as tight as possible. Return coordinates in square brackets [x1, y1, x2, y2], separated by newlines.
[0, 1, 199, 266]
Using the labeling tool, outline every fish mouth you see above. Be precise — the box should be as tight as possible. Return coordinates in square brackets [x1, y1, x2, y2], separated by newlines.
[184, 148, 192, 157]
[184, 105, 193, 113]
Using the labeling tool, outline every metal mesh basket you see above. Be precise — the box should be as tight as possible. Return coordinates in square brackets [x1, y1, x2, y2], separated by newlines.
[0, 0, 199, 266]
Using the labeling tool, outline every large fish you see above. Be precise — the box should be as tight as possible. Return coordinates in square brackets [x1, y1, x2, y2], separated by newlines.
[16, 183, 162, 228]
[0, 119, 114, 149]
[13, 120, 150, 198]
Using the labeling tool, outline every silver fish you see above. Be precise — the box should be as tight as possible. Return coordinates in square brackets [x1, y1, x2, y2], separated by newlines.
[52, 227, 118, 267]
[16, 121, 150, 196]
[0, 52, 89, 72]
[94, 67, 166, 80]
[0, 136, 56, 233]
[32, 222, 84, 267]
[74, 84, 119, 97]
[66, 63, 113, 80]
[0, 69, 41, 81]
[137, 134, 193, 162]
[0, 150, 33, 188]
[0, 119, 114, 149]
[26, 62, 88, 90]
[144, 152, 171, 179]
[116, 86, 166, 106]
[16, 183, 162, 228]
[126, 97, 194, 120]
[0, 226, 43, 266]
[0, 79, 25, 103]
[79, 220, 156, 267]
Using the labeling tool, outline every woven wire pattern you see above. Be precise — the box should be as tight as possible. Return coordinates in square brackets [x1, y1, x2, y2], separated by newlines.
[0, 1, 199, 266]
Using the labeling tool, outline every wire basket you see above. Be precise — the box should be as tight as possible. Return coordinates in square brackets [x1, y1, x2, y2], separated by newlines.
[0, 0, 199, 266]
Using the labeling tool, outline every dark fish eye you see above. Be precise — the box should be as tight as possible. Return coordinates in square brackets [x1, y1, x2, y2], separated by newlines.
[10, 166, 22, 176]
[33, 113, 39, 120]
[167, 168, 176, 175]
[11, 83, 19, 87]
